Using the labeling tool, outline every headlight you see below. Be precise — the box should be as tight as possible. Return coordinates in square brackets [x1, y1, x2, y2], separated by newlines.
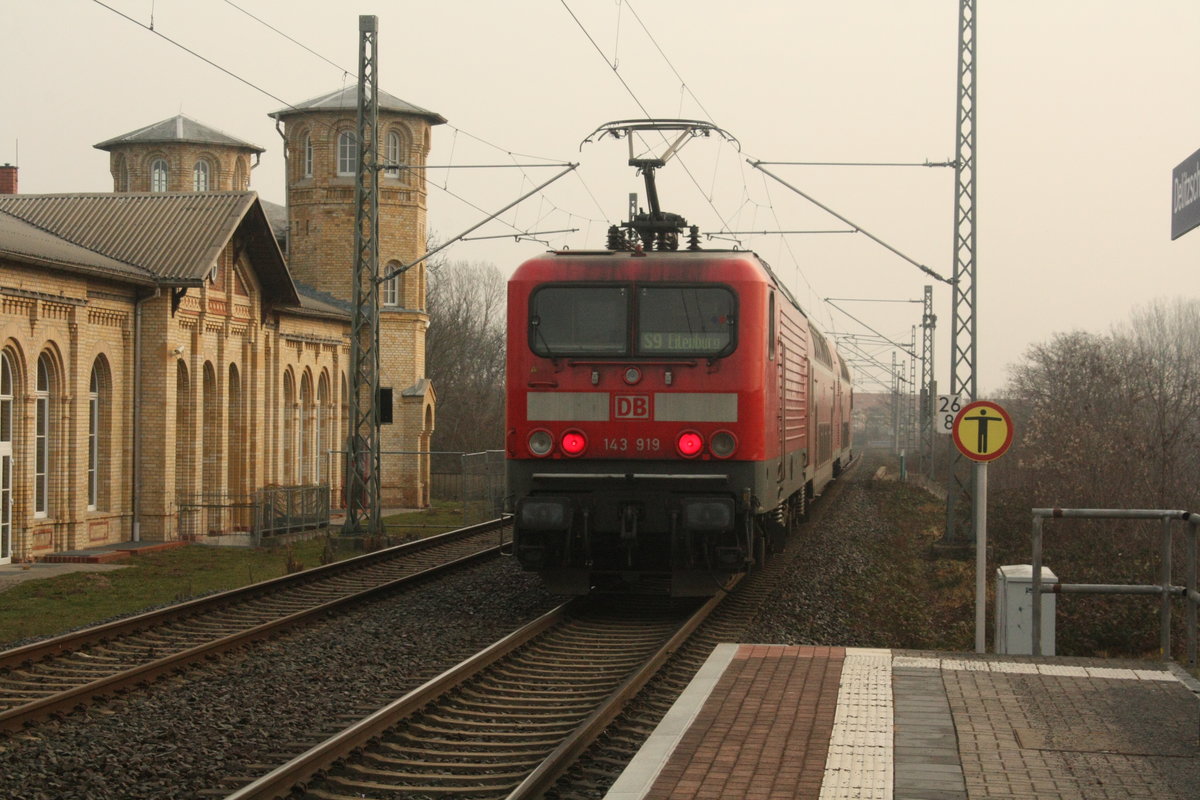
[528, 429, 553, 457]
[710, 430, 737, 458]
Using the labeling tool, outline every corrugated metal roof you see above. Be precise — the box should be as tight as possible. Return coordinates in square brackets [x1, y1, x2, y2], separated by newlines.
[0, 192, 252, 282]
[94, 115, 265, 153]
[0, 193, 298, 306]
[269, 87, 446, 125]
[0, 211, 156, 284]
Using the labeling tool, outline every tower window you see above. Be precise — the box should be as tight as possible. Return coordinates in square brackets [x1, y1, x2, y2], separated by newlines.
[150, 159, 169, 192]
[337, 131, 357, 176]
[382, 260, 401, 306]
[192, 160, 210, 191]
[303, 135, 313, 178]
[385, 131, 402, 178]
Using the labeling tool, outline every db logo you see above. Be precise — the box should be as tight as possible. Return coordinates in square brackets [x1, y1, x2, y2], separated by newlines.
[613, 395, 650, 420]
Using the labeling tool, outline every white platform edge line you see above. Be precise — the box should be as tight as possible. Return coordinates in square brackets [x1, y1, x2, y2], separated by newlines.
[601, 642, 740, 800]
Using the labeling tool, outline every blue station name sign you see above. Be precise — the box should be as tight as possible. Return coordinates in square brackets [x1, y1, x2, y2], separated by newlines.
[1172, 146, 1200, 240]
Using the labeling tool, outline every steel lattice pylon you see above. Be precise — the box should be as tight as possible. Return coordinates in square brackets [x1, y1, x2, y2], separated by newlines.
[945, 0, 977, 542]
[920, 285, 936, 477]
[343, 15, 382, 536]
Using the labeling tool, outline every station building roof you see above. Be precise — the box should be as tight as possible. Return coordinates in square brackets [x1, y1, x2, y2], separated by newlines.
[0, 192, 298, 305]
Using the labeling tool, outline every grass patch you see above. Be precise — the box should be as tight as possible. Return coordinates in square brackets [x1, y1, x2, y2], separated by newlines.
[0, 501, 469, 647]
[852, 479, 975, 651]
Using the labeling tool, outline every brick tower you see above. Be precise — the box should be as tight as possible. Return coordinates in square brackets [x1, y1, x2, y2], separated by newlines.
[270, 88, 445, 508]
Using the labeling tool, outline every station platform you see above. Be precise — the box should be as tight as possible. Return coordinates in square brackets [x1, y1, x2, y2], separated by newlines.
[604, 644, 1200, 799]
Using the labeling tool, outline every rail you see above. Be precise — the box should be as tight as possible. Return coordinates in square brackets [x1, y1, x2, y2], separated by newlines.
[1030, 508, 1200, 666]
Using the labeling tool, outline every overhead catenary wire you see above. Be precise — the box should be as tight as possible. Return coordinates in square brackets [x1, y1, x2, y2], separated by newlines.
[91, 0, 598, 252]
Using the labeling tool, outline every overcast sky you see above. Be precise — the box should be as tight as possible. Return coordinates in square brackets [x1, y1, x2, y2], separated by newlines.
[3, 0, 1198, 395]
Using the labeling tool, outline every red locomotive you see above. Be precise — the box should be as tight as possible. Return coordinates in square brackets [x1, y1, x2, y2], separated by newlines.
[505, 121, 852, 595]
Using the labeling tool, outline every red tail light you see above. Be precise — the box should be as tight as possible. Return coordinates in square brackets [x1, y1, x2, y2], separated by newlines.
[560, 430, 587, 457]
[676, 430, 703, 458]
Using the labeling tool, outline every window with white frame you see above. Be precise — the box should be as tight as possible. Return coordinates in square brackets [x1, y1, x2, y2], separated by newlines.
[34, 354, 50, 518]
[150, 159, 169, 192]
[192, 160, 210, 191]
[382, 260, 401, 306]
[337, 131, 357, 176]
[385, 131, 402, 178]
[303, 135, 313, 178]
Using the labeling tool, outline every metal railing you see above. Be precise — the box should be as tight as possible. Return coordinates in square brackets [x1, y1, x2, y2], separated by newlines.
[253, 485, 330, 539]
[462, 450, 506, 525]
[1030, 508, 1200, 666]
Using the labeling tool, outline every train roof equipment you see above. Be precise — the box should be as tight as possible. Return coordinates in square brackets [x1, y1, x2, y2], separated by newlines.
[581, 119, 739, 253]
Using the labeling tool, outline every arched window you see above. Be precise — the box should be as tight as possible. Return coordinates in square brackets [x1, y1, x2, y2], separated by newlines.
[192, 160, 210, 191]
[385, 130, 402, 178]
[202, 363, 220, 530]
[233, 158, 247, 190]
[175, 362, 193, 534]
[283, 372, 295, 484]
[303, 134, 313, 178]
[299, 373, 311, 484]
[34, 354, 51, 518]
[150, 159, 169, 192]
[382, 260, 401, 306]
[337, 131, 357, 176]
[0, 353, 13, 561]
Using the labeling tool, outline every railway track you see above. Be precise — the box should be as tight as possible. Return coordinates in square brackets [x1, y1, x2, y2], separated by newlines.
[0, 520, 509, 733]
[223, 589, 725, 800]
[222, 462, 863, 800]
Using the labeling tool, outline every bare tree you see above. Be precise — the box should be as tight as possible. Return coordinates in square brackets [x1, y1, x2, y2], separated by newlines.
[990, 299, 1200, 656]
[425, 260, 507, 454]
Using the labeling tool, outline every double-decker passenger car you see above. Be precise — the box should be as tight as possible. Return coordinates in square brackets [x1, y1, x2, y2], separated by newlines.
[506, 247, 852, 595]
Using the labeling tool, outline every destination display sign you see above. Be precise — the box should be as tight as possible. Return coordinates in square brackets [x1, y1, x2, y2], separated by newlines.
[1172, 146, 1200, 240]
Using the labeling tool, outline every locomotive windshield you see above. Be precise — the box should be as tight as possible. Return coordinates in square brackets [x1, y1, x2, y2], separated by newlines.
[530, 286, 628, 356]
[637, 287, 734, 356]
[529, 284, 735, 358]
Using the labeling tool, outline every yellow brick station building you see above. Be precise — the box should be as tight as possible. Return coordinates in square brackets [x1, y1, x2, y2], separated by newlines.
[0, 90, 442, 562]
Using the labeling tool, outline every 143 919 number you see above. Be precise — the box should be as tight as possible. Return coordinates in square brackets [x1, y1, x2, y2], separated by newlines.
[603, 437, 662, 453]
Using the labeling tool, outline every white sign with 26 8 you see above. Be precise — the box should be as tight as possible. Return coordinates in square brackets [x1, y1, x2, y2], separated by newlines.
[935, 394, 969, 435]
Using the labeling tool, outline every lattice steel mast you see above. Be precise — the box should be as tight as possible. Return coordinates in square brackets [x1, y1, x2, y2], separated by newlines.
[920, 285, 936, 477]
[343, 15, 381, 536]
[945, 0, 977, 542]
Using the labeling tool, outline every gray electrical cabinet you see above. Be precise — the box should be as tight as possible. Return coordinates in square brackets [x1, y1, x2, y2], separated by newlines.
[996, 565, 1057, 655]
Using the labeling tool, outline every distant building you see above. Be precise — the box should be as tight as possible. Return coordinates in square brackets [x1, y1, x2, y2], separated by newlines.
[0, 98, 441, 562]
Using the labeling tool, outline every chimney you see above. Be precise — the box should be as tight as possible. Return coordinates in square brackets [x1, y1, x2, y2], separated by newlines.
[0, 164, 16, 195]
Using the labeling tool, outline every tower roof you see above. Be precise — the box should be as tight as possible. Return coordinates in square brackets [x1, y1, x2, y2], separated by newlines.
[269, 87, 447, 125]
[94, 115, 266, 153]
